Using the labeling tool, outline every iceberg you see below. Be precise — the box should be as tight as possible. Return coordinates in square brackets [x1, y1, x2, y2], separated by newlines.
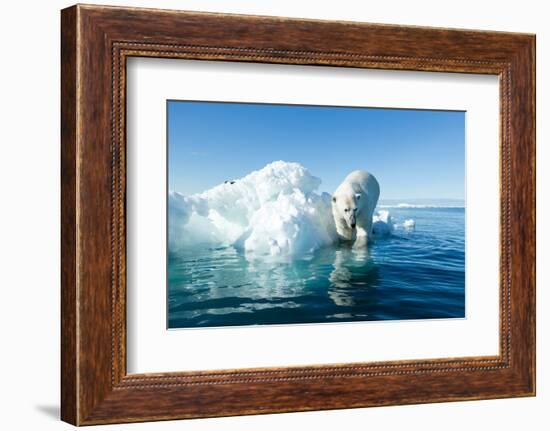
[169, 161, 401, 257]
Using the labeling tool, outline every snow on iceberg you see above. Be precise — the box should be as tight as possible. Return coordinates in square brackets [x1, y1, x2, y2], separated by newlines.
[168, 161, 401, 257]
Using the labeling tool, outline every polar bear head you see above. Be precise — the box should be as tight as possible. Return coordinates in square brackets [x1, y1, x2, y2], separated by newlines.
[332, 188, 362, 229]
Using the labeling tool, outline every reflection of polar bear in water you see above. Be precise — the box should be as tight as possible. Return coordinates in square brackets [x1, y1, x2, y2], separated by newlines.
[328, 247, 377, 307]
[331, 170, 380, 248]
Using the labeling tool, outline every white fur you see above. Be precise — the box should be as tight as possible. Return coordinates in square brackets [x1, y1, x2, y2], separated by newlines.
[331, 170, 380, 247]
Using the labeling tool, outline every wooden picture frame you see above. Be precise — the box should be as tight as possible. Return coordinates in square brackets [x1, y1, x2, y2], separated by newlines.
[61, 4, 535, 425]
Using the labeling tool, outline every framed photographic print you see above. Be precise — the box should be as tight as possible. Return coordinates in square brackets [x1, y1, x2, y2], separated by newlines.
[61, 4, 536, 425]
[165, 101, 466, 330]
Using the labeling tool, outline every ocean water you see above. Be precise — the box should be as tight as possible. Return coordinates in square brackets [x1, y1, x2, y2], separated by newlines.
[168, 206, 465, 329]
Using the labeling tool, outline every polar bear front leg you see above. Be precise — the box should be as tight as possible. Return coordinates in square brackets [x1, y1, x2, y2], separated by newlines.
[335, 217, 354, 242]
[354, 213, 373, 248]
[353, 226, 368, 248]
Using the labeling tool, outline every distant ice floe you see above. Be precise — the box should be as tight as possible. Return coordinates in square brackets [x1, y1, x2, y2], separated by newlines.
[169, 161, 408, 257]
[378, 201, 464, 209]
[372, 210, 394, 238]
[402, 219, 416, 229]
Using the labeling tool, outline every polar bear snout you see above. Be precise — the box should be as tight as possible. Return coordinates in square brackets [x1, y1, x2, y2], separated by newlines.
[343, 207, 358, 229]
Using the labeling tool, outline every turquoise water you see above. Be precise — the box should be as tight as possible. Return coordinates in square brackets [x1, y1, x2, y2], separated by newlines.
[168, 207, 465, 329]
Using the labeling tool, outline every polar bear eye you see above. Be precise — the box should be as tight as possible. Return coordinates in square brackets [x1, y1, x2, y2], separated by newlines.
[344, 208, 349, 212]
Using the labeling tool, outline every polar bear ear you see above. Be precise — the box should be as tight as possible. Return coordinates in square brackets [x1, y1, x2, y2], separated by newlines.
[332, 196, 337, 203]
[355, 193, 361, 200]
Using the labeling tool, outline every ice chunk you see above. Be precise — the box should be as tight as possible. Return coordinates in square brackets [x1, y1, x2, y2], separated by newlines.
[239, 190, 337, 257]
[402, 219, 416, 229]
[372, 210, 394, 238]
[168, 191, 219, 248]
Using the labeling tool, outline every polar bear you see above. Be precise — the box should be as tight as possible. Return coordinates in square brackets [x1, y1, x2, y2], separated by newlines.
[331, 170, 380, 248]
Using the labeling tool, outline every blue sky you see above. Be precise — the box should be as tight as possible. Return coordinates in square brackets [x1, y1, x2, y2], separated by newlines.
[168, 101, 465, 200]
